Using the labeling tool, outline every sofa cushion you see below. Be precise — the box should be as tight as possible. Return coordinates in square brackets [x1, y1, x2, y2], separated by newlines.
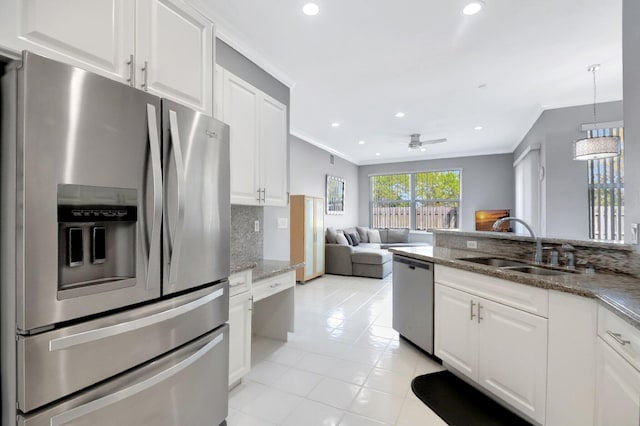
[335, 233, 349, 245]
[349, 232, 361, 245]
[356, 226, 370, 243]
[367, 229, 382, 243]
[326, 227, 338, 244]
[351, 250, 392, 265]
[357, 243, 382, 250]
[377, 228, 388, 243]
[387, 228, 409, 243]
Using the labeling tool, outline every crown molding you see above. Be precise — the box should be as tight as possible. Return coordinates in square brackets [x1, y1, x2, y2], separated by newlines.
[290, 128, 361, 166]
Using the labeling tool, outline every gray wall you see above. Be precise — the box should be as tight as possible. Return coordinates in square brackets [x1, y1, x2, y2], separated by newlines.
[514, 101, 623, 240]
[357, 154, 515, 232]
[290, 135, 360, 228]
[624, 0, 640, 248]
[216, 39, 291, 260]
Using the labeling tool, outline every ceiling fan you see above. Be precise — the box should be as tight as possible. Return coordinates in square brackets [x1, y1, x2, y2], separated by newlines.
[407, 133, 447, 151]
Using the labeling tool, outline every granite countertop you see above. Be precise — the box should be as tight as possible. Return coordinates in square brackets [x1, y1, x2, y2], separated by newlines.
[389, 246, 640, 329]
[230, 259, 304, 281]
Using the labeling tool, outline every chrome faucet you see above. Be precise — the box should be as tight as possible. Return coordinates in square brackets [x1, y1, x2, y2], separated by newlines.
[492, 217, 543, 264]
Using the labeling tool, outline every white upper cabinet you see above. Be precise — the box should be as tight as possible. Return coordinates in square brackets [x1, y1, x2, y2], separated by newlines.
[136, 0, 213, 113]
[1, 0, 135, 82]
[220, 67, 288, 206]
[259, 94, 288, 206]
[222, 70, 261, 205]
[0, 0, 213, 115]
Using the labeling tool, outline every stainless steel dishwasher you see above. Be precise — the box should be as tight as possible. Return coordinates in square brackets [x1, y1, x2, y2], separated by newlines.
[392, 255, 434, 354]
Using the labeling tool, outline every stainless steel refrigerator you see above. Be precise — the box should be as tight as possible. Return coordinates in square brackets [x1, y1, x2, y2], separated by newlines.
[0, 51, 230, 425]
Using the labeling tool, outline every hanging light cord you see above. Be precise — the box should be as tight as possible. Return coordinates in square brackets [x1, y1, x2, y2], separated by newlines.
[591, 66, 598, 123]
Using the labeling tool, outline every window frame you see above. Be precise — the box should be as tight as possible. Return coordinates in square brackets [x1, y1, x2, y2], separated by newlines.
[368, 168, 462, 231]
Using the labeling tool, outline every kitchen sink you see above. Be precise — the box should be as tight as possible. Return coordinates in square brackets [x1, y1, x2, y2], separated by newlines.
[504, 266, 568, 276]
[458, 257, 529, 268]
[457, 257, 570, 276]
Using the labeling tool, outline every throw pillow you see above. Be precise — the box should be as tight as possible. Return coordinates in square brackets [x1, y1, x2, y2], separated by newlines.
[377, 228, 388, 243]
[387, 228, 409, 243]
[326, 227, 338, 244]
[348, 232, 360, 246]
[356, 226, 369, 243]
[367, 229, 382, 243]
[335, 233, 349, 245]
[344, 232, 354, 245]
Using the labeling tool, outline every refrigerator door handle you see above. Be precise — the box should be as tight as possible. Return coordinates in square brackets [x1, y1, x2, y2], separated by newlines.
[146, 104, 162, 290]
[168, 110, 186, 286]
[48, 333, 224, 426]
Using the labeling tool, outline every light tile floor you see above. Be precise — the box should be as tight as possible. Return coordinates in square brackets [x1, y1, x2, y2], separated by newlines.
[228, 274, 448, 426]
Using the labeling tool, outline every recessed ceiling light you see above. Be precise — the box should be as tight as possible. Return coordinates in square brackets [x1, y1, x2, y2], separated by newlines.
[375, 152, 381, 156]
[395, 112, 405, 118]
[302, 3, 319, 16]
[474, 126, 483, 130]
[331, 122, 340, 127]
[463, 1, 484, 15]
[359, 140, 366, 145]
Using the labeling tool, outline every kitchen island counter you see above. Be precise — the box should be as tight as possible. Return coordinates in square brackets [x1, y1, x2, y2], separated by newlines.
[390, 245, 640, 330]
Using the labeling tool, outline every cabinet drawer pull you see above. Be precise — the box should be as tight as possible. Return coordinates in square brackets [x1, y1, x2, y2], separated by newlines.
[269, 282, 281, 288]
[126, 54, 135, 87]
[141, 61, 148, 91]
[470, 300, 476, 320]
[607, 330, 631, 346]
[478, 303, 484, 323]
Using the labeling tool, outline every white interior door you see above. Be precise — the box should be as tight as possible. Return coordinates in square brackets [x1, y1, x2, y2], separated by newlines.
[514, 148, 541, 235]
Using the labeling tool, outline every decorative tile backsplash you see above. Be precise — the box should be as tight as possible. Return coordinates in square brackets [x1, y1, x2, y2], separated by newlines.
[434, 230, 640, 277]
[231, 205, 263, 265]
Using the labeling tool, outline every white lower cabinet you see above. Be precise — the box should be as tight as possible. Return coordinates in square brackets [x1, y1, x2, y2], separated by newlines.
[434, 266, 548, 425]
[228, 292, 252, 386]
[477, 297, 547, 422]
[595, 339, 640, 426]
[595, 306, 640, 426]
[228, 270, 252, 387]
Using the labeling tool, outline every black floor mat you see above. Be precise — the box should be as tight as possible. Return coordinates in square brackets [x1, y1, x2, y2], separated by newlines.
[411, 371, 533, 426]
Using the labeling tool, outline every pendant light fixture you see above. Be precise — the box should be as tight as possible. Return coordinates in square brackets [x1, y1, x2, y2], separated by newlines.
[573, 64, 621, 160]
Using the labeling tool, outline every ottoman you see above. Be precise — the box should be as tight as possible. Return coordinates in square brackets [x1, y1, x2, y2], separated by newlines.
[351, 249, 393, 279]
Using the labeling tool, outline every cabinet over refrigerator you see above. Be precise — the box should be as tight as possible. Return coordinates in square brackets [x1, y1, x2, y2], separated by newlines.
[1, 51, 230, 425]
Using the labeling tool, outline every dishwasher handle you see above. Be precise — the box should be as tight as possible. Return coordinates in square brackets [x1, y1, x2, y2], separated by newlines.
[393, 255, 432, 270]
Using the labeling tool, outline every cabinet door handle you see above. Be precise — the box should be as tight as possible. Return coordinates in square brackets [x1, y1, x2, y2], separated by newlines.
[256, 188, 262, 202]
[248, 296, 254, 312]
[126, 54, 135, 87]
[470, 300, 476, 320]
[261, 188, 266, 203]
[607, 330, 631, 346]
[141, 61, 148, 91]
[478, 303, 484, 323]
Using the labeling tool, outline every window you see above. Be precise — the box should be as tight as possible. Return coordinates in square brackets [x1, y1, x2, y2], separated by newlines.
[588, 128, 624, 241]
[370, 170, 461, 230]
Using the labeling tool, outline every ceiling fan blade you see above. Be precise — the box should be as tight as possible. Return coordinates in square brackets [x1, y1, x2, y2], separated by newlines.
[420, 138, 447, 145]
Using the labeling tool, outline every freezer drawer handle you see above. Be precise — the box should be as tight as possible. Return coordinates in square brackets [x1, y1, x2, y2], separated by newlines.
[49, 333, 224, 426]
[48, 288, 224, 352]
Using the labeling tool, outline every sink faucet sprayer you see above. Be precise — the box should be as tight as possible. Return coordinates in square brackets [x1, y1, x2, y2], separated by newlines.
[492, 217, 542, 264]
